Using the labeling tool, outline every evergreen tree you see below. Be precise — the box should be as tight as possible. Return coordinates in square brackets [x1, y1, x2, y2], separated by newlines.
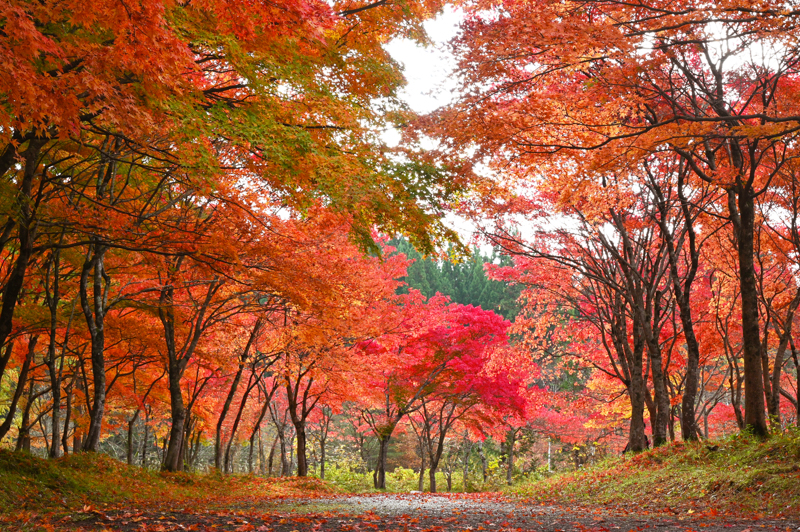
[389, 238, 521, 320]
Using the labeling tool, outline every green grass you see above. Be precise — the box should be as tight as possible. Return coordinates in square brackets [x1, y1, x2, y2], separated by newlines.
[510, 428, 800, 518]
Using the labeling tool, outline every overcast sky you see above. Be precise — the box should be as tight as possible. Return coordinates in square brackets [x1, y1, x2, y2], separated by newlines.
[384, 7, 462, 114]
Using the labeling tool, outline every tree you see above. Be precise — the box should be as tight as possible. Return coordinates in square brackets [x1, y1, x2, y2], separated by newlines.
[435, 0, 800, 438]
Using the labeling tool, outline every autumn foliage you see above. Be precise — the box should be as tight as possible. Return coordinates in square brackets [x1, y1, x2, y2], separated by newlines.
[2, 0, 800, 498]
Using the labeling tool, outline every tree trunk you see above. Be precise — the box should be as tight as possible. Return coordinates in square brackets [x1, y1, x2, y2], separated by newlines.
[319, 437, 326, 480]
[792, 341, 800, 426]
[462, 440, 472, 492]
[141, 407, 151, 468]
[61, 382, 73, 455]
[15, 377, 35, 452]
[80, 242, 109, 452]
[768, 291, 800, 419]
[627, 330, 648, 452]
[652, 172, 703, 442]
[479, 441, 487, 482]
[163, 363, 186, 472]
[268, 435, 278, 476]
[279, 432, 290, 476]
[374, 435, 391, 489]
[295, 425, 308, 477]
[735, 189, 769, 437]
[216, 363, 245, 470]
[418, 451, 425, 491]
[215, 322, 261, 470]
[127, 410, 140, 465]
[0, 139, 45, 367]
[0, 335, 37, 442]
[506, 431, 515, 486]
[428, 467, 437, 494]
[225, 374, 258, 473]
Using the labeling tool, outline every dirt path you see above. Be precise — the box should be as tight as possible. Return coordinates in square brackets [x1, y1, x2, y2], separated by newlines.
[63, 493, 800, 532]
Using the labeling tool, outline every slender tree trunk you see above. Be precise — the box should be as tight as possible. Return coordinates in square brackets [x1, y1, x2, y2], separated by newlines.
[792, 341, 800, 426]
[45, 250, 62, 459]
[127, 410, 140, 465]
[257, 429, 265, 475]
[215, 322, 261, 470]
[61, 382, 73, 455]
[506, 431, 515, 486]
[279, 432, 289, 476]
[418, 451, 425, 491]
[768, 292, 800, 419]
[15, 377, 35, 452]
[0, 335, 38, 441]
[319, 436, 326, 480]
[225, 375, 258, 473]
[651, 171, 703, 442]
[462, 439, 472, 492]
[267, 435, 278, 476]
[80, 242, 108, 452]
[479, 441, 487, 482]
[374, 435, 391, 489]
[216, 364, 245, 470]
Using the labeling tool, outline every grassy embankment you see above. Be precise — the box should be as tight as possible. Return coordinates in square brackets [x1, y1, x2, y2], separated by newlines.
[0, 450, 339, 526]
[511, 429, 800, 518]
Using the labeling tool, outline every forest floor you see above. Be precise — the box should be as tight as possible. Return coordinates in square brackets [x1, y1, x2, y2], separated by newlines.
[20, 492, 800, 532]
[2, 432, 800, 532]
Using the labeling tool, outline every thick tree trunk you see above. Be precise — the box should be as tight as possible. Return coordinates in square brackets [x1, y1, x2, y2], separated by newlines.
[294, 425, 308, 477]
[647, 343, 671, 446]
[736, 190, 769, 437]
[628, 338, 648, 452]
[163, 366, 186, 472]
[0, 139, 45, 366]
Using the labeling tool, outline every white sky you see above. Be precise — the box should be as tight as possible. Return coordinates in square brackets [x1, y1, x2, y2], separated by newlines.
[384, 7, 462, 114]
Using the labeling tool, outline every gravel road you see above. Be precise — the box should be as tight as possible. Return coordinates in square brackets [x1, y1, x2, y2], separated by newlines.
[75, 493, 800, 532]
